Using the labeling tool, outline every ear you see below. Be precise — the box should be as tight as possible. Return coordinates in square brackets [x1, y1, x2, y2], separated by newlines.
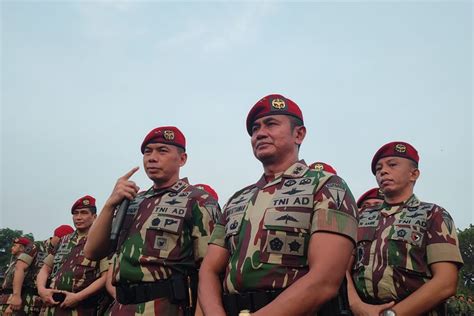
[294, 126, 306, 145]
[409, 168, 420, 183]
[179, 152, 188, 167]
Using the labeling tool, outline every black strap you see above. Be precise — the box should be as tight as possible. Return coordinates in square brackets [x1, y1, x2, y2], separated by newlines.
[222, 289, 283, 316]
[116, 280, 172, 305]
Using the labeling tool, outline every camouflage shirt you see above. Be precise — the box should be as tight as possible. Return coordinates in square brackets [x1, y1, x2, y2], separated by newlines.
[113, 178, 220, 284]
[209, 161, 358, 294]
[353, 194, 463, 314]
[1, 256, 18, 290]
[17, 239, 50, 289]
[44, 232, 108, 292]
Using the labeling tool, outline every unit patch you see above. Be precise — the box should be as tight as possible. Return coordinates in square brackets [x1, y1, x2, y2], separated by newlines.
[149, 216, 182, 233]
[325, 183, 346, 209]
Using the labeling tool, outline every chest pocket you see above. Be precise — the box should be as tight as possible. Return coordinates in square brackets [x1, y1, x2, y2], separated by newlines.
[355, 210, 379, 269]
[223, 188, 258, 252]
[143, 192, 191, 260]
[260, 208, 312, 268]
[387, 208, 429, 276]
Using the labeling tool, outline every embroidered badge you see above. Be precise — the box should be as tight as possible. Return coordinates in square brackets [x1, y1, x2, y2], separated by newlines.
[326, 183, 346, 209]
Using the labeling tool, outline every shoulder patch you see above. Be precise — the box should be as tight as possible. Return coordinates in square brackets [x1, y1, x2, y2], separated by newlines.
[325, 182, 346, 209]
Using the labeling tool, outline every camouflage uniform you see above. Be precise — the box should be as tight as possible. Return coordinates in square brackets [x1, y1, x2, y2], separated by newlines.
[209, 161, 358, 298]
[12, 239, 52, 315]
[353, 194, 463, 316]
[41, 232, 108, 316]
[0, 257, 17, 314]
[108, 179, 220, 315]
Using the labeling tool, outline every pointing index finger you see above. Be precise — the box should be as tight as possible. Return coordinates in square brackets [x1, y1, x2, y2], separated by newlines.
[121, 167, 139, 180]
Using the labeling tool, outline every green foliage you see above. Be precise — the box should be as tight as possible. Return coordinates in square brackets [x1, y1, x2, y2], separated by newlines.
[0, 228, 35, 274]
[457, 224, 473, 296]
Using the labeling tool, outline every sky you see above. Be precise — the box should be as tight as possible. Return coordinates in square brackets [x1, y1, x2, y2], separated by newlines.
[1, 1, 472, 241]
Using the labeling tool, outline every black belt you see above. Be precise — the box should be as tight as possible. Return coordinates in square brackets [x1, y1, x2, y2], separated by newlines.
[222, 289, 283, 316]
[116, 280, 172, 305]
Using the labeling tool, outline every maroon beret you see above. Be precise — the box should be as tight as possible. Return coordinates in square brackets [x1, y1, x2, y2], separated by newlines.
[13, 237, 32, 247]
[371, 141, 419, 175]
[246, 94, 304, 135]
[309, 161, 337, 175]
[194, 183, 219, 201]
[357, 188, 384, 208]
[71, 195, 96, 213]
[141, 126, 186, 153]
[54, 225, 74, 238]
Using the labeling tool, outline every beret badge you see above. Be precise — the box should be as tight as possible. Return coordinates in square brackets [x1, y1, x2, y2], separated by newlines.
[83, 199, 90, 206]
[163, 130, 175, 141]
[313, 163, 324, 171]
[271, 98, 286, 110]
[395, 143, 407, 153]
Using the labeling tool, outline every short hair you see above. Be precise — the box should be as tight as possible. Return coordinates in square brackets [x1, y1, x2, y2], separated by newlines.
[288, 116, 304, 150]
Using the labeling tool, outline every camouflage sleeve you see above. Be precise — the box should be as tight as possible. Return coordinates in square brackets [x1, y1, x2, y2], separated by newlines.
[192, 197, 220, 262]
[17, 243, 38, 266]
[99, 257, 110, 274]
[208, 224, 226, 248]
[426, 206, 463, 266]
[43, 253, 54, 268]
[311, 175, 358, 244]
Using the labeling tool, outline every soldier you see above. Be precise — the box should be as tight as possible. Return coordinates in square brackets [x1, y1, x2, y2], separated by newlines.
[348, 141, 464, 316]
[9, 225, 74, 316]
[198, 94, 358, 315]
[0, 237, 33, 316]
[356, 187, 384, 211]
[84, 126, 220, 315]
[36, 195, 108, 316]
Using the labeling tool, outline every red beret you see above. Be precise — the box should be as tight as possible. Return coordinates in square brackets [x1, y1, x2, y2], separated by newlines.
[141, 126, 186, 153]
[309, 161, 337, 175]
[13, 237, 32, 247]
[194, 183, 219, 201]
[54, 225, 74, 238]
[371, 141, 419, 175]
[71, 195, 96, 213]
[357, 188, 384, 208]
[246, 94, 304, 135]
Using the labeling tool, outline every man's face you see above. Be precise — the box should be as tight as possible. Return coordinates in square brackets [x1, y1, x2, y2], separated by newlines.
[250, 115, 303, 164]
[72, 208, 96, 232]
[143, 143, 187, 186]
[359, 198, 384, 211]
[375, 157, 419, 197]
[10, 243, 24, 256]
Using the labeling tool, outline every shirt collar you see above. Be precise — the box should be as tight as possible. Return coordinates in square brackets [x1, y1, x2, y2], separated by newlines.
[256, 160, 308, 189]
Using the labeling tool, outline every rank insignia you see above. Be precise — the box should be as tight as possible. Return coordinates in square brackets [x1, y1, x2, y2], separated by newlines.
[163, 130, 175, 140]
[271, 98, 286, 110]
